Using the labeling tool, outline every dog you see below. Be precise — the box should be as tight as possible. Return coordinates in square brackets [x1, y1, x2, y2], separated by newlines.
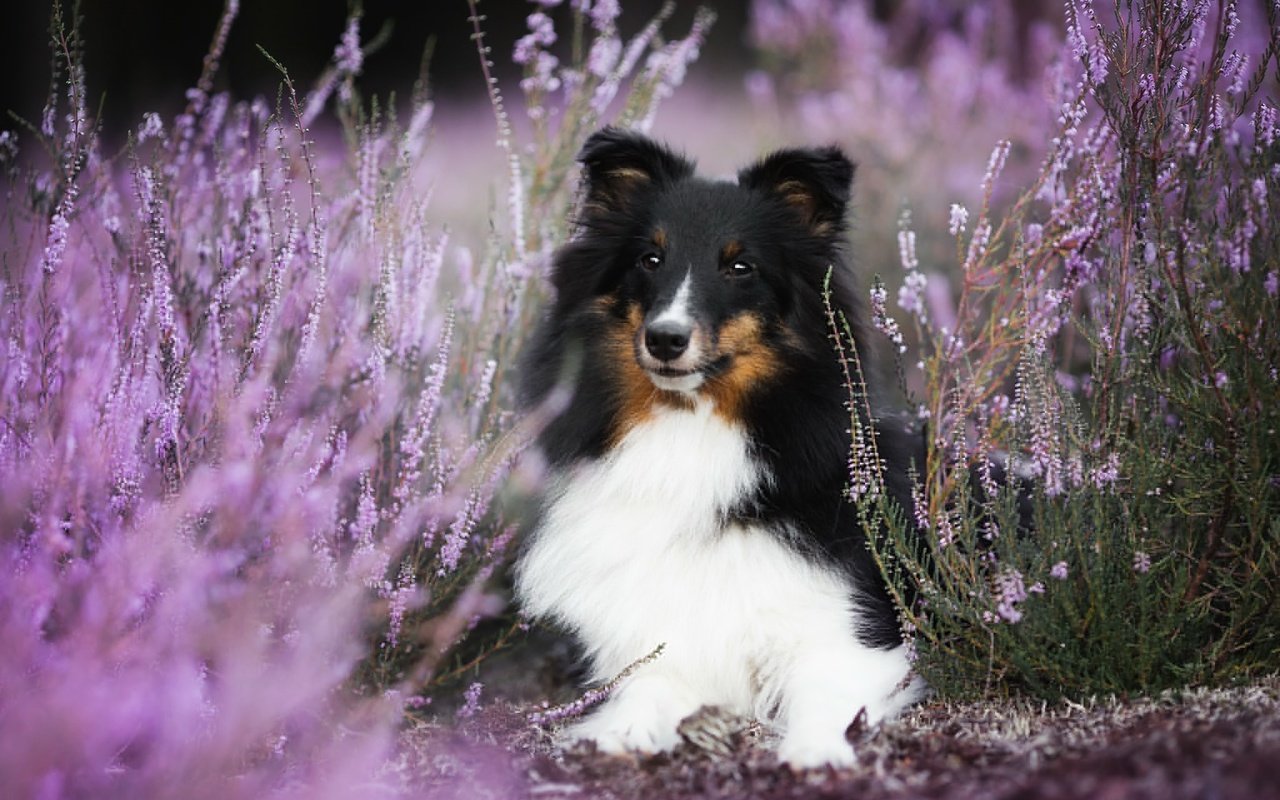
[514, 128, 927, 768]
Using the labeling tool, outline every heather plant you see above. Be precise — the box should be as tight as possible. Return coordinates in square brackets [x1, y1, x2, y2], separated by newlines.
[0, 2, 512, 792]
[395, 0, 716, 690]
[479, 0, 716, 270]
[845, 0, 1280, 700]
[0, 0, 717, 792]
[749, 0, 1063, 340]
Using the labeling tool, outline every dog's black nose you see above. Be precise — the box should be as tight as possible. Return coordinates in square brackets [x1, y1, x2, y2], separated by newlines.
[644, 321, 691, 362]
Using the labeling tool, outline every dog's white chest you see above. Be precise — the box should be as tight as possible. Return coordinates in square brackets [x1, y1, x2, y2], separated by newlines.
[517, 399, 860, 694]
[515, 397, 920, 765]
[573, 398, 761, 515]
[517, 400, 757, 632]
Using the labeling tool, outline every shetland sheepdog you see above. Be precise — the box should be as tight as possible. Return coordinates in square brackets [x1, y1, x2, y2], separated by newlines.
[515, 128, 927, 768]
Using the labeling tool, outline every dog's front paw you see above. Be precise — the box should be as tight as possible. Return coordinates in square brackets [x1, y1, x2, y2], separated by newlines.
[561, 673, 698, 756]
[565, 708, 682, 755]
[776, 729, 857, 770]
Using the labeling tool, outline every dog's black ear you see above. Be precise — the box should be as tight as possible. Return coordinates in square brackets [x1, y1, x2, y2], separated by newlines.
[578, 127, 695, 215]
[737, 146, 855, 236]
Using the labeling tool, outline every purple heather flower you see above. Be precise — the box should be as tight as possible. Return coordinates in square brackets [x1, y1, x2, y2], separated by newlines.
[1257, 103, 1278, 148]
[334, 16, 363, 75]
[948, 203, 969, 235]
[911, 484, 929, 532]
[1225, 51, 1249, 95]
[514, 13, 558, 68]
[138, 111, 165, 143]
[39, 183, 77, 274]
[439, 490, 481, 575]
[0, 130, 17, 165]
[520, 51, 562, 95]
[897, 225, 919, 272]
[1050, 561, 1069, 580]
[474, 359, 499, 410]
[935, 513, 956, 550]
[1133, 551, 1152, 574]
[633, 9, 713, 130]
[964, 221, 992, 272]
[898, 271, 928, 320]
[994, 569, 1029, 623]
[456, 682, 484, 720]
[1214, 371, 1229, 389]
[1090, 452, 1121, 489]
[1066, 452, 1085, 488]
[513, 36, 538, 66]
[1225, 2, 1240, 37]
[870, 281, 906, 353]
[1265, 271, 1278, 297]
[981, 140, 1011, 195]
[590, 0, 621, 32]
[386, 562, 416, 646]
[587, 35, 622, 78]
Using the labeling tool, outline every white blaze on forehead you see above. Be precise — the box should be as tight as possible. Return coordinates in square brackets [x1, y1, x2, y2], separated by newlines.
[650, 271, 694, 328]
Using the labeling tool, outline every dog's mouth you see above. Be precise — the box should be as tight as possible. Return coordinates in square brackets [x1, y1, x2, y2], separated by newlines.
[641, 356, 731, 393]
[643, 365, 705, 392]
[649, 365, 698, 378]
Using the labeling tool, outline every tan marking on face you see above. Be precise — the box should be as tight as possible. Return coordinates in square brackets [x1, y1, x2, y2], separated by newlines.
[653, 228, 668, 250]
[704, 313, 782, 422]
[721, 240, 744, 262]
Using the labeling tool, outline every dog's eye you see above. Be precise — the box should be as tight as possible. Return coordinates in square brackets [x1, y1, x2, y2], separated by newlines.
[727, 260, 755, 277]
[639, 253, 663, 271]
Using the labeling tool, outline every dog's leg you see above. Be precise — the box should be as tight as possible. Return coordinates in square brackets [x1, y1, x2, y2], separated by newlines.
[564, 669, 702, 755]
[775, 642, 921, 768]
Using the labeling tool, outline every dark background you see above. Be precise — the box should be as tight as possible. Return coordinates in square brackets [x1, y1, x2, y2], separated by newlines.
[4, 1, 753, 140]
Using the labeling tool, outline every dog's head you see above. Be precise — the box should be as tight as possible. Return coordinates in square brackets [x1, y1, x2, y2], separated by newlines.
[553, 127, 857, 416]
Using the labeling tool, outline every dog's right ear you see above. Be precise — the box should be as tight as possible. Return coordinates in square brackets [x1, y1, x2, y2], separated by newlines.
[578, 127, 695, 216]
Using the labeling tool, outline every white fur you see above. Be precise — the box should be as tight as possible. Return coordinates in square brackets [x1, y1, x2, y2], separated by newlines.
[516, 399, 923, 767]
[649, 272, 695, 330]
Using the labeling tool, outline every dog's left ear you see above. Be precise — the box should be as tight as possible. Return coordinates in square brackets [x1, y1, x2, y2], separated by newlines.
[737, 146, 855, 237]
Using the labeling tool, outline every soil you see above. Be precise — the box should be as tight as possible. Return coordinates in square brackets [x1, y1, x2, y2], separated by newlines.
[387, 676, 1280, 799]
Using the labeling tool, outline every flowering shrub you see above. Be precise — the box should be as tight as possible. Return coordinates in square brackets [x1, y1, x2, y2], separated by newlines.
[749, 0, 1063, 335]
[496, 0, 716, 261]
[849, 0, 1280, 700]
[4, 0, 1275, 792]
[0, 0, 711, 793]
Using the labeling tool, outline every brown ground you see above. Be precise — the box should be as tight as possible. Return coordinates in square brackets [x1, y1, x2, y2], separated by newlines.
[387, 676, 1280, 799]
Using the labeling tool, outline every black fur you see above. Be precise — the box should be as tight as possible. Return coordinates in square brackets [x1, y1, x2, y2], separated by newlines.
[520, 128, 925, 650]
